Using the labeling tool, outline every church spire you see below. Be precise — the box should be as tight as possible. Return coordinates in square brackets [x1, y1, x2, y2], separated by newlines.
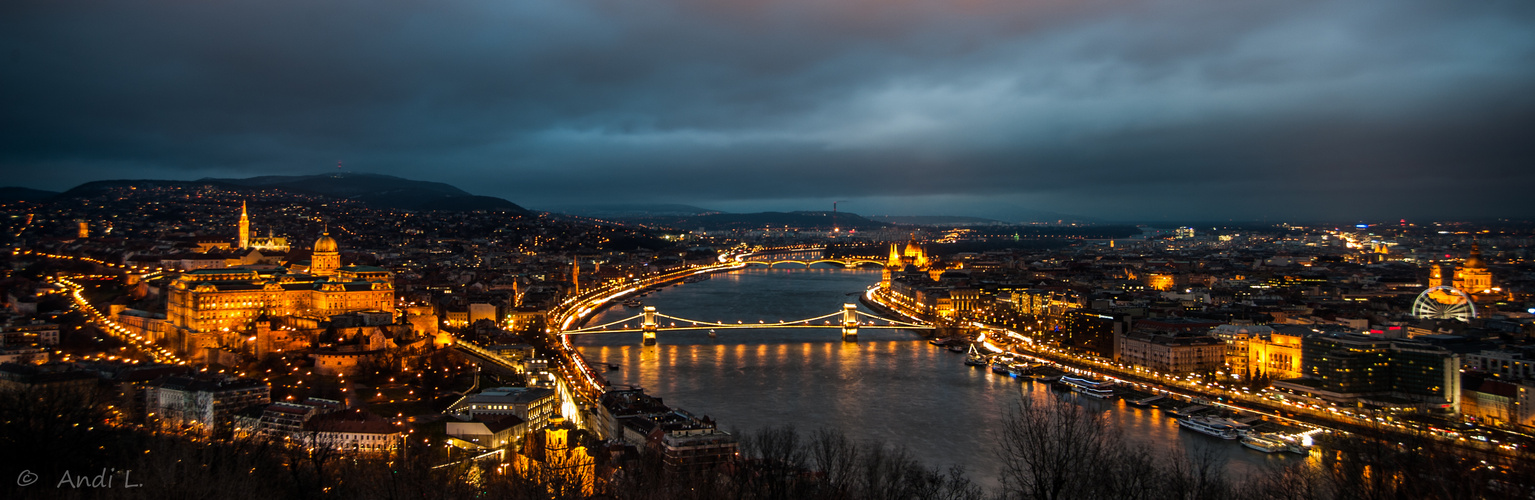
[237, 201, 250, 249]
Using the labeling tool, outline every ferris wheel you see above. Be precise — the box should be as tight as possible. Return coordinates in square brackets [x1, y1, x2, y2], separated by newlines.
[1412, 286, 1477, 322]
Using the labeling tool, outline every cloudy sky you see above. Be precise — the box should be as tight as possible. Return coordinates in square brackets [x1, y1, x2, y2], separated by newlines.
[2, 0, 1532, 222]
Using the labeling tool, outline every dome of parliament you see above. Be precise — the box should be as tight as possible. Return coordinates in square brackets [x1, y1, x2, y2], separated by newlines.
[314, 233, 339, 253]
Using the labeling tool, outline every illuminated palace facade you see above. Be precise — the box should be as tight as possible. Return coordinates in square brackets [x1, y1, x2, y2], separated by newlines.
[167, 230, 395, 336]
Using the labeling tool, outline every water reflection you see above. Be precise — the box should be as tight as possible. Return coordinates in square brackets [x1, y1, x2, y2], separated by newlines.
[574, 266, 1298, 490]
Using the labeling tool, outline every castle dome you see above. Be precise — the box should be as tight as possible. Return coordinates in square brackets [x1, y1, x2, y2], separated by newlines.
[314, 233, 339, 253]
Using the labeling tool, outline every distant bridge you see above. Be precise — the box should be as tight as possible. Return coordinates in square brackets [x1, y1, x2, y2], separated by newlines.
[732, 258, 886, 267]
[728, 246, 886, 268]
[563, 304, 933, 344]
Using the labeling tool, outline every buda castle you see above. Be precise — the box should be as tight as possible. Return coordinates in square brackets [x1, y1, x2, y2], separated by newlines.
[163, 203, 395, 359]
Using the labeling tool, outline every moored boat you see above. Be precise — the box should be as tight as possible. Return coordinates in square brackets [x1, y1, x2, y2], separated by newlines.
[991, 360, 1011, 374]
[1177, 415, 1249, 440]
[1240, 434, 1287, 453]
[1170, 405, 1209, 417]
[963, 345, 989, 367]
[1060, 375, 1116, 398]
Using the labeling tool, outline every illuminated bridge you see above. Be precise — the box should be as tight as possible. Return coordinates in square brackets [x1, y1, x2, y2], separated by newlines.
[727, 246, 886, 268]
[731, 257, 886, 267]
[562, 304, 933, 344]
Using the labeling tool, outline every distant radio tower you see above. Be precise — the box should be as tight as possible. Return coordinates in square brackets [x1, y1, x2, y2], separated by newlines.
[833, 200, 847, 233]
[337, 161, 343, 170]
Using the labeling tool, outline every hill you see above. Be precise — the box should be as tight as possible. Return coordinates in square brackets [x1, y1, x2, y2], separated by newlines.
[637, 211, 890, 231]
[867, 215, 1005, 226]
[552, 204, 720, 218]
[0, 187, 60, 202]
[56, 173, 525, 213]
[204, 173, 527, 213]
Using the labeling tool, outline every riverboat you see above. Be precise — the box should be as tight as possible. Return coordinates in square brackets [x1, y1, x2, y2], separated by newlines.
[1170, 405, 1209, 417]
[991, 360, 1011, 374]
[1060, 376, 1116, 398]
[1240, 434, 1287, 453]
[1176, 415, 1248, 440]
[963, 345, 989, 367]
[948, 344, 967, 353]
[1007, 362, 1035, 377]
[622, 299, 643, 308]
[1029, 366, 1063, 382]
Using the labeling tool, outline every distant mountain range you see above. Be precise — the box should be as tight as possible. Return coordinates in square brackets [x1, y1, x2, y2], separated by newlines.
[553, 204, 721, 218]
[206, 173, 526, 212]
[0, 187, 60, 202]
[867, 215, 1006, 226]
[38, 173, 527, 213]
[634, 211, 891, 231]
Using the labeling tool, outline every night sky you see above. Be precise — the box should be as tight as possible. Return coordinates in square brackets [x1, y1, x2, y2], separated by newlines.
[3, 0, 1533, 221]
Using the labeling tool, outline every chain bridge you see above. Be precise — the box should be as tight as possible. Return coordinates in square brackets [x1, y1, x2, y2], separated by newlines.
[563, 304, 932, 344]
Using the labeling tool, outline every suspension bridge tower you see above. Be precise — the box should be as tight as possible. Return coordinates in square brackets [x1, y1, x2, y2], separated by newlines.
[642, 306, 658, 345]
[842, 303, 858, 342]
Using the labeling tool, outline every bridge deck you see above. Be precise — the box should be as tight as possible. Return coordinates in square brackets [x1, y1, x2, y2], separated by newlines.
[565, 325, 932, 334]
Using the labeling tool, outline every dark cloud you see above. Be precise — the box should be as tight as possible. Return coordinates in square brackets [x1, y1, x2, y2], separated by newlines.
[2, 0, 1533, 221]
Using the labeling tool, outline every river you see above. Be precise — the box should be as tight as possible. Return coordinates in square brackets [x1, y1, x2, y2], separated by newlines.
[573, 265, 1301, 491]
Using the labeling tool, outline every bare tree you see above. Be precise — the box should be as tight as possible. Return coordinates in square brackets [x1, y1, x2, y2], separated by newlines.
[1161, 444, 1232, 500]
[995, 396, 1115, 500]
[808, 427, 860, 499]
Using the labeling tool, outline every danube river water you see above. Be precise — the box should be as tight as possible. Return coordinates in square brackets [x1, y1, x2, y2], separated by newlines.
[573, 266, 1300, 491]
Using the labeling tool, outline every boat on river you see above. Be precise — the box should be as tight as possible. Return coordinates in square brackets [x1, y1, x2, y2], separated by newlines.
[1060, 376, 1116, 398]
[991, 360, 1011, 374]
[963, 345, 989, 367]
[1029, 366, 1064, 382]
[622, 298, 643, 308]
[1177, 415, 1249, 440]
[1240, 433, 1287, 453]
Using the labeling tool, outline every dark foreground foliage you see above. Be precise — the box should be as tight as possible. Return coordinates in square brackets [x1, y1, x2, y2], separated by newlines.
[2, 386, 1531, 499]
